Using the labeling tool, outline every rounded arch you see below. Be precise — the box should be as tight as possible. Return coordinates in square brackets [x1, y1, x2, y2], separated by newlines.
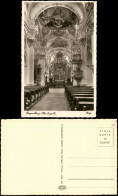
[27, 2, 86, 26]
[46, 36, 72, 50]
[46, 47, 72, 64]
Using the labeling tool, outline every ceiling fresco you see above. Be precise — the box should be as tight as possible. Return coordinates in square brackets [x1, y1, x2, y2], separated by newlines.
[24, 2, 94, 68]
[51, 38, 68, 48]
[38, 7, 79, 30]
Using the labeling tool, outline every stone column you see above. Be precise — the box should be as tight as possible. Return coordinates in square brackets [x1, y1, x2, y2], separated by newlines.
[81, 40, 87, 86]
[24, 37, 28, 86]
[25, 38, 34, 86]
[41, 63, 45, 86]
[73, 63, 78, 86]
[46, 66, 49, 83]
[86, 31, 94, 86]
[38, 55, 46, 86]
[70, 65, 73, 83]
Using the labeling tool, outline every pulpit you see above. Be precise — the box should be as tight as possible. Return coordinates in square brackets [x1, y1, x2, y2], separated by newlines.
[71, 54, 83, 86]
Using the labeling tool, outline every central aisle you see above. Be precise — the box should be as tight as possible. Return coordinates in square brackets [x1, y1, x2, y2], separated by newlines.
[30, 88, 70, 111]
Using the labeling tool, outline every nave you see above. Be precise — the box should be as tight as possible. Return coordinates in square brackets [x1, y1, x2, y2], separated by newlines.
[25, 85, 94, 111]
[23, 1, 95, 113]
[29, 88, 70, 111]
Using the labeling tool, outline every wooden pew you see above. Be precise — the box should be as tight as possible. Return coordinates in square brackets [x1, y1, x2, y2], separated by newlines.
[70, 94, 94, 106]
[24, 90, 31, 109]
[71, 97, 94, 110]
[68, 93, 94, 105]
[25, 87, 37, 103]
[65, 86, 93, 99]
[24, 85, 49, 110]
[67, 92, 93, 101]
[68, 92, 94, 103]
[77, 102, 94, 111]
[65, 85, 94, 111]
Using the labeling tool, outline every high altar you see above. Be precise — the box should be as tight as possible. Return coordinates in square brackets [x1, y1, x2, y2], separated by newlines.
[49, 51, 71, 87]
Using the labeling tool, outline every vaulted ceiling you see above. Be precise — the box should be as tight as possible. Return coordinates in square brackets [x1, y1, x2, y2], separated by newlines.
[24, 1, 94, 66]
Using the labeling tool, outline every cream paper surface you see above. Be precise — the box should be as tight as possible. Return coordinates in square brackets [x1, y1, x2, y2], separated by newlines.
[1, 119, 117, 195]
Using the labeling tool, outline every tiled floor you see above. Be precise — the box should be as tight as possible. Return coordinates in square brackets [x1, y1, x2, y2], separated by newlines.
[30, 88, 70, 111]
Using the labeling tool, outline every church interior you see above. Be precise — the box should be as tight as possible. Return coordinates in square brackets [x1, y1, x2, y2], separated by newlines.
[23, 1, 95, 111]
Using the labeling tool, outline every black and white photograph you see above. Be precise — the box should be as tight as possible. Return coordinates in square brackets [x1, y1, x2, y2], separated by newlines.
[21, 1, 97, 117]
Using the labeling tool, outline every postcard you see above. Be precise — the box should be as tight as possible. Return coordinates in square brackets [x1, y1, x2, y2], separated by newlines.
[21, 1, 97, 117]
[1, 119, 117, 195]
